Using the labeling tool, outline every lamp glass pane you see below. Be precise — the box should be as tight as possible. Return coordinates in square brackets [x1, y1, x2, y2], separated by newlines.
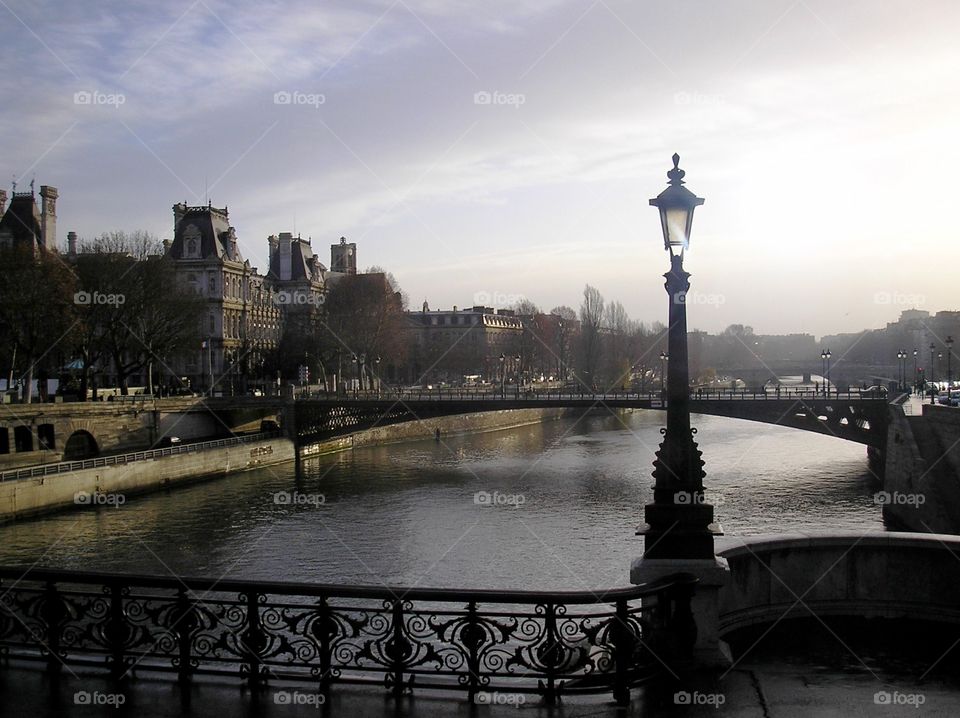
[664, 207, 690, 249]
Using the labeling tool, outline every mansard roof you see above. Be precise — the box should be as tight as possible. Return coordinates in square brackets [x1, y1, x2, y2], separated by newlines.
[267, 235, 327, 282]
[0, 192, 42, 248]
[168, 203, 243, 262]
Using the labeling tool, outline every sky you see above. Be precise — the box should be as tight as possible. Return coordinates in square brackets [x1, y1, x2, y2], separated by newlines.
[2, 0, 958, 337]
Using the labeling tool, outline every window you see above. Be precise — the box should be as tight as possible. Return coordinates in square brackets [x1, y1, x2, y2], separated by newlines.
[38, 424, 55, 450]
[13, 426, 33, 453]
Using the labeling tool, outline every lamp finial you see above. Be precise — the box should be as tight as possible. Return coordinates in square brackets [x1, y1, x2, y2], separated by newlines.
[667, 153, 685, 186]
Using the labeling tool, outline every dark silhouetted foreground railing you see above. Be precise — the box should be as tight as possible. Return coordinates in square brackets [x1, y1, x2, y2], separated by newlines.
[0, 567, 697, 705]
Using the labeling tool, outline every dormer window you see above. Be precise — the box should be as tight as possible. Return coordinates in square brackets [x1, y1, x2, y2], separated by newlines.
[183, 224, 201, 258]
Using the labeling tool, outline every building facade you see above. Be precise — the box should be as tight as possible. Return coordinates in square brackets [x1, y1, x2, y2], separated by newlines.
[406, 304, 525, 384]
[165, 203, 354, 393]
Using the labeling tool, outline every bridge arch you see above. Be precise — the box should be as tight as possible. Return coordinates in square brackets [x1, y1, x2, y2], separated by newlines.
[63, 430, 99, 460]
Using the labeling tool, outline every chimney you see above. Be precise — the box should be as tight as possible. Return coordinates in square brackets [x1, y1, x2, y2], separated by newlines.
[0, 189, 7, 214]
[173, 202, 187, 231]
[278, 232, 293, 280]
[267, 234, 279, 265]
[67, 231, 78, 256]
[39, 185, 58, 251]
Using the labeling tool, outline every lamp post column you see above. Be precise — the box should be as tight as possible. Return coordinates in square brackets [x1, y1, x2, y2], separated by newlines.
[820, 351, 826, 395]
[913, 349, 918, 394]
[947, 336, 954, 387]
[632, 154, 728, 667]
[642, 254, 715, 559]
[825, 349, 832, 397]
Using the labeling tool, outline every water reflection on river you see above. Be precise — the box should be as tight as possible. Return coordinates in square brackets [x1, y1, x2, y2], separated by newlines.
[0, 411, 881, 590]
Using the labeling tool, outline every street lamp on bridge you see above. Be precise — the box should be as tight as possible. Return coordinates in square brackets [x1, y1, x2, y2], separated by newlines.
[897, 350, 906, 391]
[947, 336, 954, 387]
[499, 353, 505, 398]
[637, 154, 719, 561]
[913, 349, 919, 393]
[820, 349, 832, 396]
[929, 343, 937, 403]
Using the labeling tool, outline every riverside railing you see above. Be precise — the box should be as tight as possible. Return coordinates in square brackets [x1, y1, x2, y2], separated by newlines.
[0, 567, 698, 706]
[0, 432, 282, 484]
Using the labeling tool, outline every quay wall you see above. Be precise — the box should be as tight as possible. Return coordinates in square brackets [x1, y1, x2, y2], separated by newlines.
[305, 407, 588, 455]
[0, 437, 294, 523]
[882, 404, 960, 532]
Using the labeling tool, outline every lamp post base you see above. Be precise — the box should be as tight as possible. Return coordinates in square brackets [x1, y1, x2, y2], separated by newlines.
[631, 556, 733, 668]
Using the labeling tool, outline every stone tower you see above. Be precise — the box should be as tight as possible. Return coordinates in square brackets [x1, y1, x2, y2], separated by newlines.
[330, 236, 357, 274]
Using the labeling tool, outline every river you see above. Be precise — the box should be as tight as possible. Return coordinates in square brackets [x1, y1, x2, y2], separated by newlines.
[0, 410, 881, 590]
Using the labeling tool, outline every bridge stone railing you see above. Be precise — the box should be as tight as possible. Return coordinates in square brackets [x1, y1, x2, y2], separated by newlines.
[716, 532, 960, 636]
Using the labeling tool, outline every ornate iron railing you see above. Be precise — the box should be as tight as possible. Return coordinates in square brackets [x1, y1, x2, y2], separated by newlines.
[0, 567, 697, 705]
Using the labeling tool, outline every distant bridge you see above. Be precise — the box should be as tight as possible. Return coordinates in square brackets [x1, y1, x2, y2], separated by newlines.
[714, 360, 899, 391]
[292, 390, 892, 450]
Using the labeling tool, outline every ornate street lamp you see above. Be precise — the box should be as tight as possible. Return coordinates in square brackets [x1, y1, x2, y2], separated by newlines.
[639, 154, 719, 561]
[659, 351, 669, 396]
[820, 350, 827, 395]
[823, 349, 833, 399]
[351, 353, 359, 397]
[947, 336, 954, 387]
[897, 351, 906, 391]
[499, 352, 505, 398]
[913, 349, 919, 394]
[557, 319, 565, 383]
[930, 342, 937, 401]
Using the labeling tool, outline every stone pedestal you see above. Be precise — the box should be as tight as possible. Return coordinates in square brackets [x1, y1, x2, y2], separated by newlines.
[631, 556, 732, 667]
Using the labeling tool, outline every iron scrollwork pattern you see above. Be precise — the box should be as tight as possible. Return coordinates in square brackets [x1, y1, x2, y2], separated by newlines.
[0, 568, 697, 706]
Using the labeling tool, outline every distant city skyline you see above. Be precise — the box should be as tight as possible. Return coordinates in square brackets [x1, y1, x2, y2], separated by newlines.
[3, 0, 958, 336]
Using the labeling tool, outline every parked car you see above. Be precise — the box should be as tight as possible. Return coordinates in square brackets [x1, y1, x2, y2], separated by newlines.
[861, 385, 888, 396]
[937, 391, 960, 407]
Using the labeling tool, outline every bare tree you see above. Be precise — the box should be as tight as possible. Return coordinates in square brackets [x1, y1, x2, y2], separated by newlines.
[604, 300, 632, 389]
[578, 285, 604, 390]
[0, 246, 78, 403]
[320, 273, 408, 389]
[73, 233, 204, 395]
